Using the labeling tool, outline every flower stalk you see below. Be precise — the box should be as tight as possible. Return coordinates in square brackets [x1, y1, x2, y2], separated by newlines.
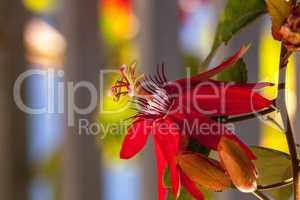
[278, 44, 300, 200]
[222, 107, 276, 124]
[253, 190, 270, 200]
[257, 179, 293, 191]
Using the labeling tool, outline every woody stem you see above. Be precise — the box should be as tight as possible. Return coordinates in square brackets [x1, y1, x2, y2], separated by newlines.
[223, 107, 275, 124]
[278, 45, 300, 200]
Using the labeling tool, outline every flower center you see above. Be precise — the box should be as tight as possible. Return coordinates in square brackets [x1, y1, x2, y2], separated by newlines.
[110, 64, 172, 118]
[144, 86, 170, 116]
[133, 66, 172, 118]
[110, 65, 133, 101]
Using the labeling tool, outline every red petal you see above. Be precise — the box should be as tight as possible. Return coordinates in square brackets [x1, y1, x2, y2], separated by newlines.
[183, 82, 272, 116]
[169, 162, 180, 198]
[194, 46, 249, 79]
[120, 118, 153, 159]
[180, 170, 204, 200]
[154, 137, 168, 200]
[174, 46, 248, 87]
[153, 117, 181, 198]
[173, 111, 255, 160]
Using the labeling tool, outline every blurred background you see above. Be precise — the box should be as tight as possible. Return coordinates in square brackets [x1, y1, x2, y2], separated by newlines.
[1, 0, 300, 200]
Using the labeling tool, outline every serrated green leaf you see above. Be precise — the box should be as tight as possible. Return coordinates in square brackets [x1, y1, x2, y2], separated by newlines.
[265, 0, 291, 31]
[250, 146, 293, 187]
[203, 0, 267, 67]
[217, 58, 248, 83]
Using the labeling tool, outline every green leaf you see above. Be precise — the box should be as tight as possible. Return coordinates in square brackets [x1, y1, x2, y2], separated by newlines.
[164, 168, 194, 199]
[166, 186, 214, 200]
[217, 58, 248, 83]
[203, 0, 267, 67]
[167, 188, 194, 200]
[188, 139, 211, 156]
[166, 188, 214, 200]
[183, 54, 202, 76]
[266, 185, 293, 200]
[250, 146, 293, 187]
[265, 0, 291, 31]
[214, 0, 267, 47]
[163, 167, 171, 188]
[258, 145, 295, 200]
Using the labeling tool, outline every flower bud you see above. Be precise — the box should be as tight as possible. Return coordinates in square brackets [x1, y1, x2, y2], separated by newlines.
[278, 6, 300, 51]
[217, 136, 257, 193]
[177, 152, 231, 192]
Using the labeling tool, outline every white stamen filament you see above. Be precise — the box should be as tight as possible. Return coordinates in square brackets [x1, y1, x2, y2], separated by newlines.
[141, 87, 170, 116]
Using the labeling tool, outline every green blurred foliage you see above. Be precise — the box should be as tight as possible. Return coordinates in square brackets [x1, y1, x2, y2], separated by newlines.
[167, 188, 195, 200]
[23, 0, 56, 13]
[97, 0, 140, 163]
[203, 0, 267, 67]
[31, 149, 62, 200]
[97, 74, 136, 161]
[183, 54, 202, 75]
[213, 0, 266, 48]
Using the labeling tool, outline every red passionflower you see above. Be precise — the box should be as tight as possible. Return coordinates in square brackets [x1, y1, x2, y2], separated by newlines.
[111, 46, 273, 200]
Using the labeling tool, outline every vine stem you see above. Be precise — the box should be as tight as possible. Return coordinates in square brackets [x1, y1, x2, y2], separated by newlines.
[252, 190, 270, 200]
[278, 45, 300, 200]
[222, 107, 275, 124]
[257, 178, 293, 191]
